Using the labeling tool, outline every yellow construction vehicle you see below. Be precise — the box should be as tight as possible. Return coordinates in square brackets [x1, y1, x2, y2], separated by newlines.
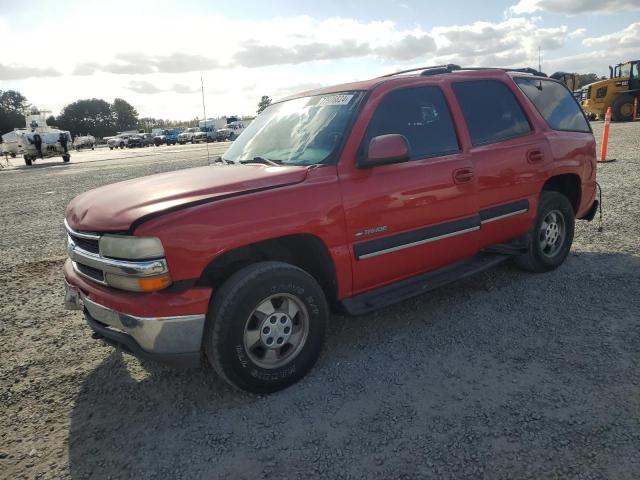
[579, 60, 640, 121]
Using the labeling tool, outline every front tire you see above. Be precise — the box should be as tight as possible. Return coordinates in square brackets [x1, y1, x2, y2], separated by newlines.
[204, 261, 328, 394]
[515, 191, 575, 272]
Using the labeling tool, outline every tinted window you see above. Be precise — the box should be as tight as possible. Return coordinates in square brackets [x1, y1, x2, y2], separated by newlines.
[516, 78, 590, 133]
[364, 86, 459, 160]
[453, 80, 531, 146]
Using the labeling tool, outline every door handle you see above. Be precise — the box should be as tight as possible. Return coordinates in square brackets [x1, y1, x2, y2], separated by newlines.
[453, 168, 474, 184]
[527, 150, 544, 163]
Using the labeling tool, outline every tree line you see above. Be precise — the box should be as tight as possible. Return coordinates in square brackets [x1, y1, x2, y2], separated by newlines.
[0, 88, 264, 139]
[0, 91, 140, 138]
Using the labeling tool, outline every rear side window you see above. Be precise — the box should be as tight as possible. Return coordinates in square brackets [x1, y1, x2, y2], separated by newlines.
[515, 78, 590, 133]
[364, 86, 459, 160]
[452, 80, 531, 146]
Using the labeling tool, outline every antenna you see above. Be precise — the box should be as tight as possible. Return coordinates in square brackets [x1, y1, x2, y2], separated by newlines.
[201, 77, 211, 164]
[538, 46, 542, 74]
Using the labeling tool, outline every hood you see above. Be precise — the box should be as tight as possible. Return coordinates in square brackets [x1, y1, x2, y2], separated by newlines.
[66, 165, 308, 232]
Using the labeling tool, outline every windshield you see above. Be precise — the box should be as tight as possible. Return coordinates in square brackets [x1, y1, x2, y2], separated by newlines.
[223, 91, 363, 166]
[620, 63, 631, 78]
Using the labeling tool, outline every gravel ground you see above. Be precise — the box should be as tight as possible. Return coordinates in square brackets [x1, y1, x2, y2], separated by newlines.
[1, 123, 639, 480]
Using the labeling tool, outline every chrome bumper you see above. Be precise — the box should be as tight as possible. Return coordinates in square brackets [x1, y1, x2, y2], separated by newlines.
[64, 281, 205, 355]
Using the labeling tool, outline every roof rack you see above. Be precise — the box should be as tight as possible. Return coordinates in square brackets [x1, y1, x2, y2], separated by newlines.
[379, 64, 461, 77]
[380, 65, 547, 78]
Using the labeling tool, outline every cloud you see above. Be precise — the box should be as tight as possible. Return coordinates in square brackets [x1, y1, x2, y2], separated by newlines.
[375, 34, 437, 61]
[171, 84, 200, 94]
[233, 39, 371, 67]
[126, 80, 163, 94]
[583, 21, 640, 47]
[75, 53, 220, 75]
[430, 19, 567, 67]
[124, 81, 202, 95]
[543, 23, 639, 74]
[568, 28, 586, 38]
[0, 63, 61, 80]
[509, 0, 640, 15]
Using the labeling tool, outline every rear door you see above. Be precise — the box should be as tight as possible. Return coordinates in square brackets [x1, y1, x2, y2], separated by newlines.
[338, 84, 480, 294]
[630, 62, 640, 91]
[451, 79, 549, 249]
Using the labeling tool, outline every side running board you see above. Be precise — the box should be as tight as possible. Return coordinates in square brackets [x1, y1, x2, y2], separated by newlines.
[341, 253, 510, 316]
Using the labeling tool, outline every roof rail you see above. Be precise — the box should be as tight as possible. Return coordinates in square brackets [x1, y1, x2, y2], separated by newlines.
[379, 65, 547, 78]
[379, 64, 460, 78]
[449, 66, 547, 77]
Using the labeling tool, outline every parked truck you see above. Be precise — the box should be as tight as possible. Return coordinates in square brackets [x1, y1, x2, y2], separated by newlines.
[154, 128, 183, 146]
[64, 65, 598, 394]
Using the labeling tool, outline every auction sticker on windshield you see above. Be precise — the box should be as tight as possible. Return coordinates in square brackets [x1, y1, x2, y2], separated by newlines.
[316, 94, 354, 106]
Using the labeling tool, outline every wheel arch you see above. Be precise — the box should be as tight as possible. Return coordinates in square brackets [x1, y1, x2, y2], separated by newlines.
[196, 234, 339, 307]
[542, 173, 581, 213]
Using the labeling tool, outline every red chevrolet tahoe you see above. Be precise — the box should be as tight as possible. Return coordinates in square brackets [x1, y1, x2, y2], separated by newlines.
[64, 65, 598, 393]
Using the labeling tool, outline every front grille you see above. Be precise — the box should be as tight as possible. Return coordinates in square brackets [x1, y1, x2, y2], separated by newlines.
[76, 263, 105, 282]
[69, 234, 99, 254]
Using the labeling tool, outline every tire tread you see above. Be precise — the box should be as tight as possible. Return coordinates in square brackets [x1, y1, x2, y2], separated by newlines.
[204, 261, 326, 393]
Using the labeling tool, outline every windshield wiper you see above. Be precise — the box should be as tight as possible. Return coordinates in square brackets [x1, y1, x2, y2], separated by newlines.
[239, 156, 281, 167]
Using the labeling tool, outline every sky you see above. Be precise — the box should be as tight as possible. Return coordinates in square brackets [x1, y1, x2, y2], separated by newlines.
[0, 0, 639, 121]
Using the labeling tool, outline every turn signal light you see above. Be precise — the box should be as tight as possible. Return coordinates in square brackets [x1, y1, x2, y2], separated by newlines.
[137, 274, 173, 292]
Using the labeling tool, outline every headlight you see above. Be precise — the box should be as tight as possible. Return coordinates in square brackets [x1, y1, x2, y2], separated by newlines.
[99, 235, 165, 260]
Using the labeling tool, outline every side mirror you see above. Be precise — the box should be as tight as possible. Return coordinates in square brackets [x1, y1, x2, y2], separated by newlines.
[360, 134, 411, 168]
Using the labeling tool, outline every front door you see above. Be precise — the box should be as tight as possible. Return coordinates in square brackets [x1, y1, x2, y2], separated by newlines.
[337, 84, 480, 295]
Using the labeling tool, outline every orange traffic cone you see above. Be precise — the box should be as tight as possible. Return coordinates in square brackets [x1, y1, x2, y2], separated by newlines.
[598, 107, 616, 163]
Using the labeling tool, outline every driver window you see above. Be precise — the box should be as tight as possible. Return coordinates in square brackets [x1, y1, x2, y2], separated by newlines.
[363, 86, 460, 160]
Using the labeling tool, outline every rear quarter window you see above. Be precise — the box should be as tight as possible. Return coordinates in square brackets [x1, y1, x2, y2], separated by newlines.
[452, 80, 531, 146]
[515, 78, 591, 133]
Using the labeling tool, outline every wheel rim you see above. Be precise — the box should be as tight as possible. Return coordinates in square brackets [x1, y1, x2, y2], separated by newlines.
[243, 293, 309, 369]
[538, 209, 566, 257]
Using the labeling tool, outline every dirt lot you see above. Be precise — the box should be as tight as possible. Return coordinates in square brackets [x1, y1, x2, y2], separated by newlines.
[1, 124, 639, 480]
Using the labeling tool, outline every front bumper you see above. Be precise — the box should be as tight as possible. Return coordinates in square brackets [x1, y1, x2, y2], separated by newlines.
[64, 259, 211, 367]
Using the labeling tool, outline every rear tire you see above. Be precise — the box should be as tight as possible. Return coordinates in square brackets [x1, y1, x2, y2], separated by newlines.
[612, 94, 634, 122]
[204, 261, 328, 394]
[515, 191, 575, 273]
